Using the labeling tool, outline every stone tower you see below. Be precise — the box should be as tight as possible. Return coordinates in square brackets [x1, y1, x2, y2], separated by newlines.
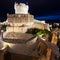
[14, 2, 29, 14]
[6, 3, 34, 33]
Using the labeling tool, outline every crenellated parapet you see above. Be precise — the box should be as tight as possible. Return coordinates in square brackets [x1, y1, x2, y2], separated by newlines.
[7, 14, 34, 26]
[14, 2, 29, 14]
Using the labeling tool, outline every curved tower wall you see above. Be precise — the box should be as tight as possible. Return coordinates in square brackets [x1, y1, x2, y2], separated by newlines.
[14, 3, 29, 14]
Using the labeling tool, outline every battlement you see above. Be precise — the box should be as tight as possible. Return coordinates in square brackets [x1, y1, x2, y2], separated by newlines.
[7, 14, 34, 23]
[14, 2, 29, 14]
[7, 14, 34, 26]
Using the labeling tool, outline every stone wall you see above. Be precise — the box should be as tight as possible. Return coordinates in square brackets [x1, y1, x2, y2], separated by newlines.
[33, 22, 50, 31]
[7, 14, 34, 24]
[14, 3, 29, 14]
[6, 22, 50, 33]
[6, 26, 27, 33]
[3, 37, 37, 56]
[6, 14, 50, 33]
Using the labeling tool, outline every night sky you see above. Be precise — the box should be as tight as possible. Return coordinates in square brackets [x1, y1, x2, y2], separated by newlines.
[0, 0, 60, 22]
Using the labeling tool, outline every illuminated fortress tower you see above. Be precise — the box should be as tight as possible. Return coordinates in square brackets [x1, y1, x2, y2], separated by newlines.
[2, 2, 50, 57]
[14, 2, 29, 14]
[5, 3, 34, 33]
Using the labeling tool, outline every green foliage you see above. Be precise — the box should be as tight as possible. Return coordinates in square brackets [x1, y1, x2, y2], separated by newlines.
[26, 28, 52, 41]
[1, 25, 7, 31]
[26, 28, 42, 35]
